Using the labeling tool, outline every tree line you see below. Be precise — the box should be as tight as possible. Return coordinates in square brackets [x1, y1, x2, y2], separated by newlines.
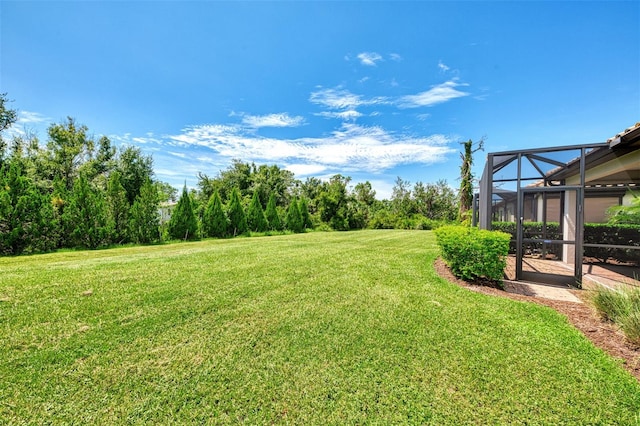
[0, 95, 462, 256]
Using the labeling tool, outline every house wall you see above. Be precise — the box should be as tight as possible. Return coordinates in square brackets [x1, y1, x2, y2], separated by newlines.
[584, 197, 620, 223]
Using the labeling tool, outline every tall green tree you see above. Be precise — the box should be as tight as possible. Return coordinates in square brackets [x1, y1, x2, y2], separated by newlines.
[458, 139, 483, 222]
[227, 187, 247, 236]
[128, 178, 161, 244]
[49, 177, 70, 248]
[46, 117, 93, 191]
[203, 190, 228, 238]
[250, 163, 296, 207]
[218, 160, 254, 201]
[156, 181, 178, 203]
[247, 190, 268, 232]
[63, 174, 108, 249]
[286, 198, 303, 233]
[0, 93, 18, 163]
[391, 177, 414, 218]
[265, 192, 282, 231]
[352, 181, 376, 227]
[168, 184, 199, 240]
[414, 180, 457, 221]
[299, 197, 312, 229]
[105, 170, 129, 244]
[117, 146, 154, 206]
[300, 176, 323, 215]
[80, 135, 117, 184]
[318, 175, 350, 231]
[0, 159, 52, 254]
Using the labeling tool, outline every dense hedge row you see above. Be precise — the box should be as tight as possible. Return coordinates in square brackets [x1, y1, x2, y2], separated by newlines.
[584, 223, 640, 263]
[491, 222, 562, 258]
[435, 225, 511, 285]
[491, 222, 640, 263]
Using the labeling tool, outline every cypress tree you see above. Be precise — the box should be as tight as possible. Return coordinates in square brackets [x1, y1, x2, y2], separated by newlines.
[299, 197, 313, 229]
[128, 178, 161, 244]
[246, 191, 268, 232]
[63, 174, 108, 249]
[0, 160, 54, 254]
[265, 192, 282, 231]
[285, 198, 303, 233]
[203, 190, 228, 237]
[227, 187, 247, 236]
[0, 160, 28, 254]
[105, 170, 129, 244]
[168, 184, 199, 240]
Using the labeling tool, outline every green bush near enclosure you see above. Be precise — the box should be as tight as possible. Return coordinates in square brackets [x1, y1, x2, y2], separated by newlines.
[435, 225, 510, 284]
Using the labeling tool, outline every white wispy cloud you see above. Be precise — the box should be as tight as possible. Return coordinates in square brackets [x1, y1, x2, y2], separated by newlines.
[357, 52, 383, 66]
[155, 167, 192, 178]
[315, 110, 363, 121]
[3, 110, 51, 138]
[163, 122, 455, 174]
[110, 133, 164, 145]
[241, 113, 305, 128]
[398, 80, 470, 108]
[389, 53, 403, 62]
[309, 88, 389, 115]
[168, 151, 187, 158]
[438, 61, 450, 72]
[17, 111, 49, 124]
[309, 88, 365, 110]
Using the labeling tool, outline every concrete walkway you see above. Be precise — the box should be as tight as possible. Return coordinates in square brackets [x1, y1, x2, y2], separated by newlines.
[501, 255, 639, 303]
[502, 279, 583, 303]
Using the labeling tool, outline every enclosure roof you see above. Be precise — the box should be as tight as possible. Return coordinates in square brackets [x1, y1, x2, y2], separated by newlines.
[485, 124, 640, 186]
[547, 123, 640, 184]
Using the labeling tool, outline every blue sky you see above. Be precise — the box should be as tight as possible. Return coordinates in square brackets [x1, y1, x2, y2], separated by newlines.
[2, 1, 638, 199]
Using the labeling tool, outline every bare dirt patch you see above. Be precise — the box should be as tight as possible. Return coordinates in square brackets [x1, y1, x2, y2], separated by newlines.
[434, 258, 640, 381]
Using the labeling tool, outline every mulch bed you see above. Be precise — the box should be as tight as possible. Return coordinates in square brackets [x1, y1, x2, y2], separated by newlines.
[434, 258, 640, 381]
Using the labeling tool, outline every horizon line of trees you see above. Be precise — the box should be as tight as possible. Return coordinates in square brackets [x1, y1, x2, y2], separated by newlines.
[0, 96, 465, 256]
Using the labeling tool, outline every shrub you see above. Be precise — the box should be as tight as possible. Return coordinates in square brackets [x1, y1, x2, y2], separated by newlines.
[621, 309, 640, 345]
[583, 223, 640, 263]
[368, 210, 396, 229]
[493, 221, 640, 263]
[591, 284, 640, 345]
[435, 225, 510, 285]
[591, 285, 632, 323]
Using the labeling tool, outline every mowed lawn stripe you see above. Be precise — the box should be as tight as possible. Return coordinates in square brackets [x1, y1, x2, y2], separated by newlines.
[1, 230, 638, 424]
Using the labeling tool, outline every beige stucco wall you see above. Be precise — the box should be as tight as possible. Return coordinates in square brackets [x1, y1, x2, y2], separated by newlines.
[584, 197, 619, 223]
[567, 149, 640, 185]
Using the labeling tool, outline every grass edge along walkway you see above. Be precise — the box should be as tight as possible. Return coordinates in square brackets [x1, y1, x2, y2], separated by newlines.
[1, 230, 639, 424]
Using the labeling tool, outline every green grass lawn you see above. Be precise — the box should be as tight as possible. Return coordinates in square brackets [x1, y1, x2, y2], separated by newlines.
[1, 230, 639, 424]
